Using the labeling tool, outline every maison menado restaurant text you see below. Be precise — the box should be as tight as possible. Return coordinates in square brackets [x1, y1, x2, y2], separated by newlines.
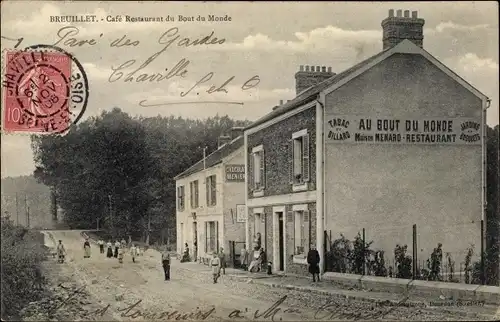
[325, 116, 481, 145]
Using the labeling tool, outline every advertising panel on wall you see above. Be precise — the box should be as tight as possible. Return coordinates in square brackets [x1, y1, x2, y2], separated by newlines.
[324, 115, 482, 145]
[225, 164, 245, 182]
[236, 204, 246, 223]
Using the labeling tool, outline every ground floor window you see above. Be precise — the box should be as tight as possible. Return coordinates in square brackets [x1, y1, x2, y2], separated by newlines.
[294, 211, 305, 255]
[205, 221, 219, 253]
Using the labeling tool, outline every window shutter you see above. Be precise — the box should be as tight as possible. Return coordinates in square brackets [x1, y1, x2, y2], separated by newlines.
[260, 150, 265, 189]
[205, 222, 208, 253]
[302, 134, 310, 182]
[304, 210, 310, 250]
[248, 152, 254, 191]
[286, 211, 293, 223]
[216, 221, 219, 251]
[195, 182, 199, 208]
[212, 176, 216, 205]
[289, 141, 294, 184]
[205, 177, 209, 205]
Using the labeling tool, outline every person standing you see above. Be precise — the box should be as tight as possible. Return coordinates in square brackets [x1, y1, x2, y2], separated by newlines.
[98, 239, 104, 254]
[83, 238, 91, 259]
[162, 248, 171, 281]
[130, 244, 138, 263]
[57, 240, 66, 263]
[240, 245, 248, 271]
[118, 247, 124, 263]
[114, 240, 120, 258]
[218, 247, 227, 275]
[211, 253, 221, 283]
[307, 245, 321, 282]
[121, 238, 127, 249]
[106, 240, 113, 258]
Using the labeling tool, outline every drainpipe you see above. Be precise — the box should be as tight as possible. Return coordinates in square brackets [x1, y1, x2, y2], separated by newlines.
[481, 98, 490, 285]
[316, 99, 325, 274]
[244, 133, 250, 250]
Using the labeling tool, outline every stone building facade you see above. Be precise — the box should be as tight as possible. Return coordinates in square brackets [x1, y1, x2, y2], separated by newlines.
[244, 9, 488, 275]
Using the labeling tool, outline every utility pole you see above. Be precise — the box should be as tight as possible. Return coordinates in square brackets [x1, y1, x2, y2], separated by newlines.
[15, 193, 19, 225]
[24, 194, 30, 228]
[108, 194, 114, 238]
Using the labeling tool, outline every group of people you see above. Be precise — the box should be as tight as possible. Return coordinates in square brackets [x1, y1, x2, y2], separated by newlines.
[97, 238, 140, 263]
[240, 245, 267, 273]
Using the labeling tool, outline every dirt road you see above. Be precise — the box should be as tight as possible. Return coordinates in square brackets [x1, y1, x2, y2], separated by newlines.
[41, 230, 498, 321]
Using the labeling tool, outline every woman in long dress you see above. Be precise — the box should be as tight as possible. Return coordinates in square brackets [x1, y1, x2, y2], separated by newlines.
[114, 240, 120, 258]
[106, 240, 113, 258]
[83, 238, 91, 258]
[211, 253, 221, 284]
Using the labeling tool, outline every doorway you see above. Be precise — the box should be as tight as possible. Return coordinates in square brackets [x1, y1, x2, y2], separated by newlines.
[192, 221, 198, 261]
[278, 213, 284, 271]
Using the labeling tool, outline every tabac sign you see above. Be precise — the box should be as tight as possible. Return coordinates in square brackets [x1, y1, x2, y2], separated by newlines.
[325, 116, 482, 145]
[225, 164, 245, 182]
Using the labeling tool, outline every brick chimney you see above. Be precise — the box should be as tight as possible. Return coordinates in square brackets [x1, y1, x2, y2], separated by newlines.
[218, 135, 231, 148]
[295, 65, 336, 95]
[381, 9, 425, 50]
[230, 127, 244, 140]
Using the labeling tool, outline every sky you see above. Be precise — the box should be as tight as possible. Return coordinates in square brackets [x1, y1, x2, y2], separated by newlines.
[1, 1, 498, 178]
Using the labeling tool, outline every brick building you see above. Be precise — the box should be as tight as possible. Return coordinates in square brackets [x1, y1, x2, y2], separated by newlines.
[175, 128, 246, 264]
[244, 9, 488, 275]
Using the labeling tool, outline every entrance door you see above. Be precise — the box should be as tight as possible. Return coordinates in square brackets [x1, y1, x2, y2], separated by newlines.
[278, 213, 284, 271]
[192, 222, 198, 261]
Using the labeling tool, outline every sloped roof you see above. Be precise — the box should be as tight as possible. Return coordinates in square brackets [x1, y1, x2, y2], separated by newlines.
[174, 135, 244, 180]
[245, 48, 391, 130]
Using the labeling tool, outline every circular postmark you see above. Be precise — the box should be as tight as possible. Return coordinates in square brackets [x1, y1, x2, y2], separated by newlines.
[2, 44, 88, 134]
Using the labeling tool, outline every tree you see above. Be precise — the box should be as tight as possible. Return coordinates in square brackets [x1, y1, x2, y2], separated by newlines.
[485, 125, 499, 285]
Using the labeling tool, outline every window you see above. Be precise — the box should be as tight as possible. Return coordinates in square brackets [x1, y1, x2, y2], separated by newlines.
[294, 211, 305, 255]
[206, 175, 216, 206]
[290, 130, 310, 185]
[177, 186, 185, 211]
[205, 221, 219, 253]
[250, 145, 265, 191]
[190, 180, 199, 208]
[294, 210, 309, 255]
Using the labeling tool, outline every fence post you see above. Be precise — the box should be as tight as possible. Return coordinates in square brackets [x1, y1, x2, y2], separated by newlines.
[362, 228, 366, 276]
[412, 224, 417, 280]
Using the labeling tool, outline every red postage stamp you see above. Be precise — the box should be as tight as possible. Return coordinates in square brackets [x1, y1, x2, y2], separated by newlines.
[2, 50, 72, 133]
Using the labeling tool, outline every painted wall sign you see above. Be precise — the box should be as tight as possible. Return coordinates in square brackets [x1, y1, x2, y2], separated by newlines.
[325, 116, 482, 145]
[236, 204, 246, 223]
[225, 164, 245, 182]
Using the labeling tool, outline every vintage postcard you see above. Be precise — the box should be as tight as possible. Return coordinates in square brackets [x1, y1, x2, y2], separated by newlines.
[1, 1, 499, 321]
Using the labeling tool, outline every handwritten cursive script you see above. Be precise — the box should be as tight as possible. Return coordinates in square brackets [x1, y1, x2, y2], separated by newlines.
[227, 295, 300, 321]
[108, 27, 225, 83]
[117, 299, 215, 320]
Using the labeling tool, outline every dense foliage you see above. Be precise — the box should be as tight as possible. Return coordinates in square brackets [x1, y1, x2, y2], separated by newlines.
[1, 217, 47, 320]
[31, 109, 250, 244]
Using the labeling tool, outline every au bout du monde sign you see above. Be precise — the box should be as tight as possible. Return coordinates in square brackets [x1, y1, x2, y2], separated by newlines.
[225, 164, 245, 182]
[325, 115, 482, 145]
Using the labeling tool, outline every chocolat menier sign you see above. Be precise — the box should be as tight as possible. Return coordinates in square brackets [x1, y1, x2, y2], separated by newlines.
[325, 116, 482, 145]
[225, 164, 245, 182]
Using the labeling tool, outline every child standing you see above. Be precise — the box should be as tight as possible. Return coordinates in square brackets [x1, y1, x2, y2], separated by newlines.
[211, 253, 221, 284]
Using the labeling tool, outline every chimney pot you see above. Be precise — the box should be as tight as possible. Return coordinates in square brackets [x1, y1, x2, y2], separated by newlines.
[328, 67, 332, 72]
[305, 65, 310, 72]
[316, 65, 321, 72]
[299, 65, 304, 71]
[389, 9, 394, 17]
[321, 66, 326, 72]
[382, 9, 425, 50]
[279, 99, 283, 105]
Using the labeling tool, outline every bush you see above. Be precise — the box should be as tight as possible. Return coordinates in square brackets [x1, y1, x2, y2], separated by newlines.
[464, 245, 474, 284]
[328, 234, 352, 273]
[394, 244, 412, 279]
[1, 217, 48, 320]
[351, 233, 373, 275]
